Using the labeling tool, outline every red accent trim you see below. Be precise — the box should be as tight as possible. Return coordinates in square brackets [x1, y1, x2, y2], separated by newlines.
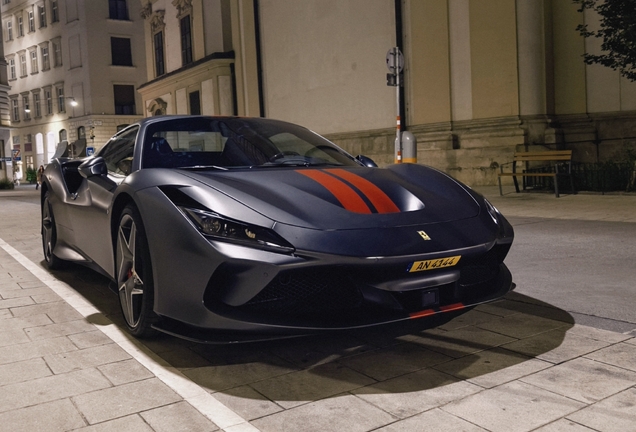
[325, 169, 400, 214]
[439, 303, 465, 312]
[409, 302, 465, 319]
[409, 309, 436, 319]
[298, 170, 371, 214]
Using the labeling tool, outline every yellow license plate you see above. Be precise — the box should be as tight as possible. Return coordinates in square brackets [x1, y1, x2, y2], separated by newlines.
[408, 255, 461, 273]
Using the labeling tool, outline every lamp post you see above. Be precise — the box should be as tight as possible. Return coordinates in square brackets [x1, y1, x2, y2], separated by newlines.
[67, 98, 79, 158]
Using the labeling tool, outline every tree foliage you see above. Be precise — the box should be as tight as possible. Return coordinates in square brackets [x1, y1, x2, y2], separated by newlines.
[574, 0, 636, 81]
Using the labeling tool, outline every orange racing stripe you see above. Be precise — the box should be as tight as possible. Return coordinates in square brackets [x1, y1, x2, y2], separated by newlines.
[298, 170, 371, 213]
[325, 169, 400, 213]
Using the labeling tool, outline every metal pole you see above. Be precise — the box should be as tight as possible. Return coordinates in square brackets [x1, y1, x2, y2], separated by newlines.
[395, 47, 402, 164]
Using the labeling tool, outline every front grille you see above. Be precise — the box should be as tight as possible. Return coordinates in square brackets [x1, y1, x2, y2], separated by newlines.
[458, 249, 501, 287]
[241, 269, 363, 316]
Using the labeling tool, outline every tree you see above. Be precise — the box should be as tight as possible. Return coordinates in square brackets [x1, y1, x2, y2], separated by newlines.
[574, 0, 636, 81]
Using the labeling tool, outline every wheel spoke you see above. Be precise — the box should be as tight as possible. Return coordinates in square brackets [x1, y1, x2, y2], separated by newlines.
[117, 217, 144, 327]
[42, 201, 53, 260]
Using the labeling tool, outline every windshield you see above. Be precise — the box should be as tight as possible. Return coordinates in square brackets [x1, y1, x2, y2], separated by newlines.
[142, 117, 358, 169]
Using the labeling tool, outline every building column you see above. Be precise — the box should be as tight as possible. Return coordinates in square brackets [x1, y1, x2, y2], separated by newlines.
[516, 0, 549, 116]
[230, 0, 261, 117]
[448, 0, 472, 122]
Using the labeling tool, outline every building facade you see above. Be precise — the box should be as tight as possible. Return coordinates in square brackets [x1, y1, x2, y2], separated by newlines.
[137, 0, 235, 119]
[137, 0, 636, 186]
[0, 9, 10, 182]
[1, 0, 147, 181]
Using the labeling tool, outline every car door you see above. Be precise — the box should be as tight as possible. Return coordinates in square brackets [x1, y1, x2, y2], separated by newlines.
[71, 126, 139, 277]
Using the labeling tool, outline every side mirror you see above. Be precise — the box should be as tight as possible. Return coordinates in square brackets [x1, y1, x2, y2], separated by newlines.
[355, 155, 378, 167]
[78, 157, 107, 178]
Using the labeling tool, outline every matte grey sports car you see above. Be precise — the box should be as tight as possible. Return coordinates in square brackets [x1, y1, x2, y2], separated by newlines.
[41, 115, 514, 342]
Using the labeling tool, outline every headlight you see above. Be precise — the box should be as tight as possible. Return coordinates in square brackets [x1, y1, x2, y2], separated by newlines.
[180, 207, 294, 254]
[483, 198, 500, 225]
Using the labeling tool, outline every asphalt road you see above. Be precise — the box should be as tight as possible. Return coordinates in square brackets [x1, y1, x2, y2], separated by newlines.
[504, 215, 636, 333]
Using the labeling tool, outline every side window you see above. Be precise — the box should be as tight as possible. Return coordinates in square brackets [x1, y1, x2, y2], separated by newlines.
[99, 126, 138, 176]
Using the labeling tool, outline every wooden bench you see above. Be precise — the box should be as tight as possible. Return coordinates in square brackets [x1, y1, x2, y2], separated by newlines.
[498, 150, 574, 197]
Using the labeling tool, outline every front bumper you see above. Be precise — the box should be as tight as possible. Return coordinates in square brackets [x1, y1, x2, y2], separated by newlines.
[138, 187, 514, 341]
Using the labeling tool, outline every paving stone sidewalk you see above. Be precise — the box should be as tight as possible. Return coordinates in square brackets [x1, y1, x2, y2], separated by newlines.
[0, 185, 635, 431]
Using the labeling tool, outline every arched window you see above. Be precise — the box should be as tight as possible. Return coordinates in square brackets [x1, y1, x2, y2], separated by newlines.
[59, 129, 67, 142]
[77, 126, 85, 139]
[148, 98, 167, 116]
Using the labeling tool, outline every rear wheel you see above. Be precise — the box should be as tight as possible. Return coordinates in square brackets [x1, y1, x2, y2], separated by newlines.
[116, 205, 158, 338]
[41, 191, 64, 270]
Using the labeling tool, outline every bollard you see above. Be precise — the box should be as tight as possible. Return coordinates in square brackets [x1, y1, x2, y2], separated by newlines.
[402, 131, 417, 163]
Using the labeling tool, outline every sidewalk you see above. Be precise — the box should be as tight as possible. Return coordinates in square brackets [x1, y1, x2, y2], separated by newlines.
[478, 186, 636, 223]
[1, 186, 636, 431]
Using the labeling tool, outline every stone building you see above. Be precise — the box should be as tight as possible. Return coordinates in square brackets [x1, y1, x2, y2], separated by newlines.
[0, 9, 10, 183]
[138, 0, 635, 186]
[1, 0, 147, 180]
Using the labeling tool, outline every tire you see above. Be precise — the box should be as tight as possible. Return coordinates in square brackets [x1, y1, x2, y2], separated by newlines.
[41, 191, 64, 270]
[115, 204, 158, 338]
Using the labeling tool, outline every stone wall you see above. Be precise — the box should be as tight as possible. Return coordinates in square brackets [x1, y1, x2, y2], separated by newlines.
[326, 112, 636, 187]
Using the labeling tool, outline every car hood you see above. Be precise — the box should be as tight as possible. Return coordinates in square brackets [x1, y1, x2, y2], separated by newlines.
[179, 164, 480, 230]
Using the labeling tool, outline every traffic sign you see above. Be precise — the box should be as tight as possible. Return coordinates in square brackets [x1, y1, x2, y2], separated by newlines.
[86, 147, 95, 156]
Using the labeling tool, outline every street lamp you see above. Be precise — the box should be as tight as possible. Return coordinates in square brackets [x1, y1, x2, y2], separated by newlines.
[68, 98, 78, 107]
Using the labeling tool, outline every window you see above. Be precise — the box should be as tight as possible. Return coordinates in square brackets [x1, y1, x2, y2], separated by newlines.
[77, 126, 85, 140]
[41, 44, 50, 70]
[17, 16, 23, 37]
[6, 21, 12, 41]
[189, 91, 201, 115]
[51, 1, 59, 23]
[3, 0, 11, 5]
[22, 95, 30, 120]
[11, 99, 19, 122]
[153, 31, 165, 76]
[180, 15, 193, 66]
[110, 37, 132, 66]
[38, 6, 46, 28]
[33, 92, 41, 117]
[28, 10, 34, 32]
[59, 129, 67, 142]
[30, 50, 38, 73]
[99, 126, 138, 176]
[8, 58, 16, 80]
[19, 53, 27, 77]
[109, 0, 129, 20]
[57, 87, 65, 113]
[52, 39, 62, 67]
[44, 89, 53, 115]
[114, 85, 135, 115]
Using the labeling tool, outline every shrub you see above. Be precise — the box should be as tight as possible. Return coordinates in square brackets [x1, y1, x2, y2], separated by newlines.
[26, 167, 37, 183]
[0, 178, 15, 189]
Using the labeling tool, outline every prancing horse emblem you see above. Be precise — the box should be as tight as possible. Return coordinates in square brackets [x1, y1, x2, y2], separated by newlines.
[418, 230, 431, 241]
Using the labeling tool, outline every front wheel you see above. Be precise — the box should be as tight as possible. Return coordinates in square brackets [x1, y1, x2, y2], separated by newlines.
[116, 205, 157, 338]
[41, 191, 64, 270]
